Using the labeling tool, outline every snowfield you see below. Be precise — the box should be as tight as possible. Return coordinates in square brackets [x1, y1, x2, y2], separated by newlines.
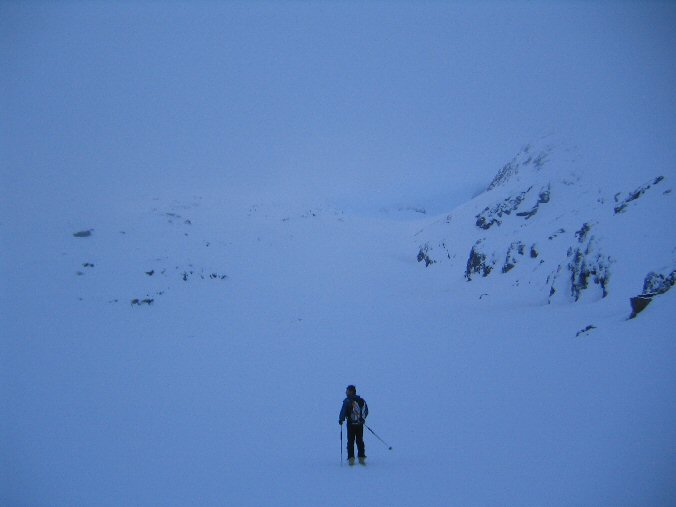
[4, 1, 676, 504]
[2, 141, 675, 506]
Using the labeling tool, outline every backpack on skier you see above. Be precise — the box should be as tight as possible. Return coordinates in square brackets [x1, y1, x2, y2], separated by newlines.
[349, 398, 367, 425]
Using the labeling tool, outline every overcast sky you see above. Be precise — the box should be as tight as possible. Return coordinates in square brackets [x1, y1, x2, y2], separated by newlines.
[2, 1, 675, 212]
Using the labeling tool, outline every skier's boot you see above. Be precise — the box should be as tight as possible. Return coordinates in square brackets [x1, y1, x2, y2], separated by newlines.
[348, 457, 355, 466]
[358, 457, 366, 466]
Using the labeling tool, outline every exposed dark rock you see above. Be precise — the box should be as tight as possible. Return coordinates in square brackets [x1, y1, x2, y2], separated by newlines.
[131, 298, 154, 306]
[530, 244, 539, 258]
[476, 189, 530, 229]
[502, 241, 526, 273]
[73, 230, 93, 238]
[548, 224, 610, 303]
[548, 228, 565, 240]
[614, 175, 665, 214]
[569, 253, 609, 301]
[575, 223, 592, 243]
[486, 144, 551, 191]
[515, 208, 538, 220]
[181, 269, 227, 282]
[629, 269, 676, 319]
[642, 270, 676, 295]
[417, 244, 436, 267]
[466, 240, 494, 280]
[516, 184, 551, 219]
[629, 296, 652, 319]
[567, 247, 610, 301]
[576, 325, 596, 337]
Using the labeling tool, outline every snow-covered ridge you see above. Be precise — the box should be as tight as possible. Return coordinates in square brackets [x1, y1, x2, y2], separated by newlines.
[65, 138, 674, 325]
[416, 139, 675, 319]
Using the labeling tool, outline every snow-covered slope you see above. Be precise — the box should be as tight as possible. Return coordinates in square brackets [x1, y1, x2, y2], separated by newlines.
[415, 137, 675, 325]
[2, 142, 675, 506]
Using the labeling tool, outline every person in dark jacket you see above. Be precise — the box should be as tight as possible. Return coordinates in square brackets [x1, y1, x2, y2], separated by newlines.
[339, 385, 368, 465]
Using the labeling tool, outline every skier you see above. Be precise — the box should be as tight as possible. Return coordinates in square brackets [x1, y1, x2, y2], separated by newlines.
[339, 385, 368, 465]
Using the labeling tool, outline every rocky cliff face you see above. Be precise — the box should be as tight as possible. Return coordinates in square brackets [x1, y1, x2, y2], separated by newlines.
[415, 138, 675, 318]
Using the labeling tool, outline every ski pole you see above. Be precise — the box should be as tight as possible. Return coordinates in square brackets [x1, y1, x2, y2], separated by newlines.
[365, 424, 393, 450]
[340, 425, 343, 465]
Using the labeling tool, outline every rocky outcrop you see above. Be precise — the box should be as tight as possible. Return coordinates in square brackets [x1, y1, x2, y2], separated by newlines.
[629, 296, 652, 319]
[569, 224, 610, 301]
[476, 183, 551, 229]
[466, 239, 495, 280]
[475, 189, 530, 230]
[131, 298, 154, 306]
[417, 244, 436, 267]
[576, 324, 596, 337]
[516, 185, 551, 220]
[414, 139, 672, 321]
[502, 241, 526, 273]
[642, 270, 676, 296]
[614, 176, 664, 214]
[629, 269, 676, 318]
[486, 144, 551, 191]
[548, 223, 611, 302]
